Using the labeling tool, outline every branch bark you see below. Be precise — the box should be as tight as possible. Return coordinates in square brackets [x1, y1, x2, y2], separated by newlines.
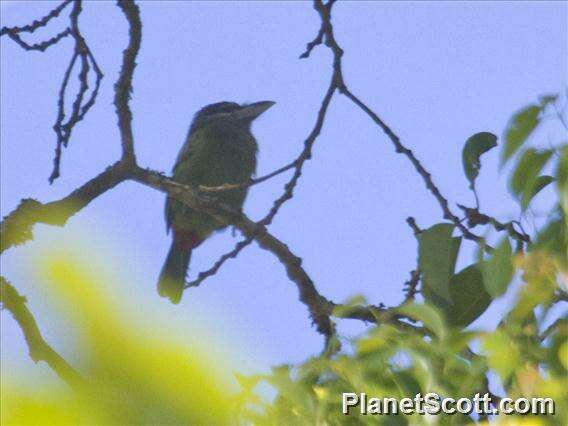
[114, 0, 141, 165]
[1, 162, 130, 254]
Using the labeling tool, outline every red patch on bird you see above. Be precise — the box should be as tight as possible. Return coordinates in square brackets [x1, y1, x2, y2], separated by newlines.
[173, 230, 203, 251]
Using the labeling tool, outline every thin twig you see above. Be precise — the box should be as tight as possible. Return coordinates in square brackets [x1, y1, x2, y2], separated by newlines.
[50, 51, 79, 183]
[402, 217, 422, 302]
[0, 0, 72, 36]
[343, 88, 484, 244]
[457, 203, 530, 245]
[199, 160, 297, 193]
[6, 28, 72, 52]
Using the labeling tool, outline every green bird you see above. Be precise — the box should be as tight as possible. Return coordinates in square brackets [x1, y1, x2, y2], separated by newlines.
[158, 100, 275, 303]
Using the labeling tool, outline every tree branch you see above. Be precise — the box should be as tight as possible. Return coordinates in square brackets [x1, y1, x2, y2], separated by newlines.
[114, 0, 142, 165]
[199, 160, 297, 193]
[0, 0, 72, 37]
[1, 162, 130, 254]
[0, 277, 85, 389]
[130, 166, 339, 341]
[310, 0, 485, 248]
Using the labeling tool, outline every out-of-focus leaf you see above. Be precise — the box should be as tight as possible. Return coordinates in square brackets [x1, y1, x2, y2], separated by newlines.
[521, 175, 555, 211]
[332, 294, 367, 317]
[235, 373, 263, 392]
[560, 342, 568, 371]
[390, 370, 422, 397]
[424, 264, 492, 328]
[501, 104, 541, 166]
[534, 208, 567, 266]
[462, 132, 498, 188]
[510, 148, 553, 203]
[397, 302, 446, 339]
[446, 264, 492, 327]
[482, 238, 513, 298]
[419, 224, 459, 303]
[557, 146, 568, 214]
[482, 330, 520, 381]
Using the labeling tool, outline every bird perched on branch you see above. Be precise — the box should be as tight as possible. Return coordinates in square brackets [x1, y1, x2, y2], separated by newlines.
[157, 100, 275, 303]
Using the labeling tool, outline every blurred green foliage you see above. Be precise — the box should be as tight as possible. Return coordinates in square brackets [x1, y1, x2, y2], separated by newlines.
[236, 95, 567, 424]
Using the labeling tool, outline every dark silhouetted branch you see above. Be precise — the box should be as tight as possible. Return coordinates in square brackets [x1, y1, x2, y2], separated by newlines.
[0, 0, 106, 183]
[5, 28, 71, 52]
[402, 217, 422, 302]
[0, 0, 72, 36]
[1, 162, 130, 254]
[457, 203, 531, 247]
[114, 0, 142, 165]
[130, 166, 339, 342]
[308, 0, 484, 248]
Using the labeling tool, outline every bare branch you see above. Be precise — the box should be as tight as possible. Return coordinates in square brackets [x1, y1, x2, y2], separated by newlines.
[131, 166, 338, 340]
[342, 88, 485, 245]
[2, 1, 106, 183]
[299, 26, 324, 59]
[114, 0, 142, 165]
[185, 236, 253, 288]
[5, 28, 72, 52]
[457, 203, 531, 246]
[406, 216, 423, 236]
[0, 0, 72, 36]
[2, 157, 419, 347]
[0, 277, 85, 389]
[299, 0, 338, 59]
[1, 162, 130, 254]
[305, 0, 485, 247]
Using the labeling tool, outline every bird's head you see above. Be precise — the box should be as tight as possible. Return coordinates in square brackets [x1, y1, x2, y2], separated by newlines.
[189, 100, 275, 134]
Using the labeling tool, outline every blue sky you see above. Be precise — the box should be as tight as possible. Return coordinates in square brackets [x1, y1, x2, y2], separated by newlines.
[1, 1, 566, 389]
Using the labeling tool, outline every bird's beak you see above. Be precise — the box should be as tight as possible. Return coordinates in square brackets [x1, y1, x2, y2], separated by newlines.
[235, 101, 276, 121]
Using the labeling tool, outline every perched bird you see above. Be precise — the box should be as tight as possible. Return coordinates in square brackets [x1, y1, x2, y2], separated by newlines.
[157, 100, 275, 303]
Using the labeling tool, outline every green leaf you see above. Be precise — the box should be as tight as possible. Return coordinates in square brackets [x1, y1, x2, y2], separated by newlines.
[510, 148, 553, 203]
[482, 330, 520, 381]
[447, 264, 492, 327]
[482, 238, 513, 298]
[521, 175, 555, 211]
[462, 132, 498, 189]
[397, 303, 446, 339]
[419, 224, 460, 303]
[423, 264, 492, 328]
[557, 146, 568, 213]
[390, 370, 422, 397]
[501, 104, 541, 166]
[534, 208, 567, 265]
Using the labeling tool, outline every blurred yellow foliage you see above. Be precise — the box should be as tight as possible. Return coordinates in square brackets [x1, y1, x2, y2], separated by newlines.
[2, 251, 233, 425]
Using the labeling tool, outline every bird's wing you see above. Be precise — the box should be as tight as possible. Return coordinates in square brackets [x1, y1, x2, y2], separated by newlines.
[166, 130, 198, 233]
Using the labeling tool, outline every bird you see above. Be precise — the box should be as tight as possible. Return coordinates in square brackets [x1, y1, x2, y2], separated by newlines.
[157, 100, 275, 303]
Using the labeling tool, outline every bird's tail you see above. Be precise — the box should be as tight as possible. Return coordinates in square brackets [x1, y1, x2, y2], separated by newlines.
[157, 241, 192, 304]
